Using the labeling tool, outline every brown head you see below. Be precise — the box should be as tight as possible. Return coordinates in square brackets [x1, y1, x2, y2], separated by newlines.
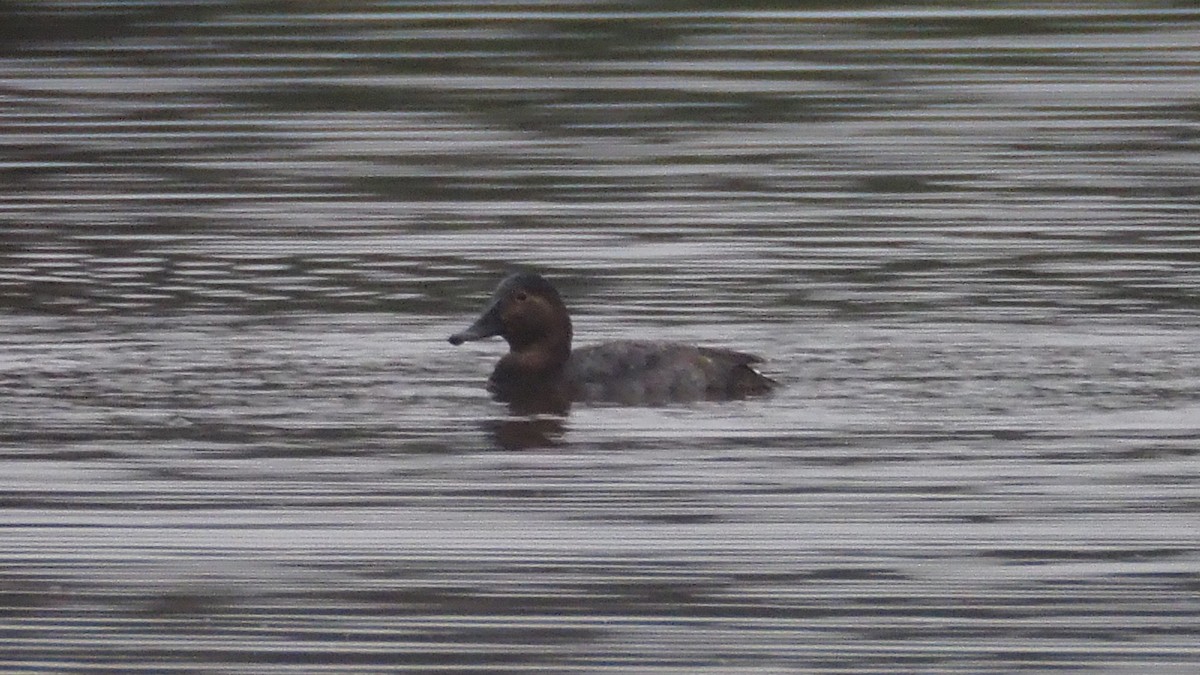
[448, 272, 574, 374]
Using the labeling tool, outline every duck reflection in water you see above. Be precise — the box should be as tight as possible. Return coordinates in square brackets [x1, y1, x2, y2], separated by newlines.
[449, 272, 776, 422]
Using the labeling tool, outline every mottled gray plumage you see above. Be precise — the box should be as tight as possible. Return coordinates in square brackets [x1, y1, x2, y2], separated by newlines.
[566, 340, 770, 405]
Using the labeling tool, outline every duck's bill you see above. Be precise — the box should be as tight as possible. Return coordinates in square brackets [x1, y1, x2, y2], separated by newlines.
[448, 302, 503, 345]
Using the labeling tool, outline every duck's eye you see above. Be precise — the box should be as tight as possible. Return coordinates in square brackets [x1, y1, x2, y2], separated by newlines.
[514, 291, 529, 302]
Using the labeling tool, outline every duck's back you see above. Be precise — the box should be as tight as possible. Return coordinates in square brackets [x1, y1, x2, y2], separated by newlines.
[564, 340, 774, 405]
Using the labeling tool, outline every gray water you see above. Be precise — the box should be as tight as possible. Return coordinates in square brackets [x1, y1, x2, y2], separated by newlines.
[2, 2, 1199, 672]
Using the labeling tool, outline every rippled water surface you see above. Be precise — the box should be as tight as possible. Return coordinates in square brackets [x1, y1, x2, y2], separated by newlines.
[2, 1, 1199, 672]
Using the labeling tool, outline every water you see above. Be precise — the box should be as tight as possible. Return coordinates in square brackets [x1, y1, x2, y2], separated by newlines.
[1, 1, 1199, 672]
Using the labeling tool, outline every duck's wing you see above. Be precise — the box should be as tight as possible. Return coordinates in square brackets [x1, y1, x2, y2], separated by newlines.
[696, 346, 776, 397]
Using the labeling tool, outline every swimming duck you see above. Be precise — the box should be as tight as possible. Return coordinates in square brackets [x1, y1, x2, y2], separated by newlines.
[449, 273, 775, 408]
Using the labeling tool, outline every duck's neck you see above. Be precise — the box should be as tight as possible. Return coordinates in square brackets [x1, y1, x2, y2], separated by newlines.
[489, 339, 571, 403]
[501, 312, 572, 376]
[499, 338, 570, 376]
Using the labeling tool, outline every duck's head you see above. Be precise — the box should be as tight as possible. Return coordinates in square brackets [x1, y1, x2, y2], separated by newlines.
[449, 272, 573, 355]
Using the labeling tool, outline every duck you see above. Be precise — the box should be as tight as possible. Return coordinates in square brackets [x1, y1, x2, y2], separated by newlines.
[449, 272, 775, 409]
